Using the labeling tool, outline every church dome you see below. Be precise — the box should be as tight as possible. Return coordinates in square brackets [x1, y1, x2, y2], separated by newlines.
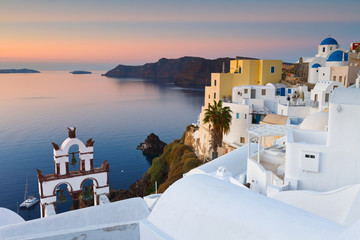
[327, 50, 348, 62]
[320, 37, 338, 46]
[299, 112, 329, 131]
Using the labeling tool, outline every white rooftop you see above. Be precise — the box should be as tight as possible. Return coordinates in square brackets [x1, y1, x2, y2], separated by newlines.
[248, 124, 288, 137]
[331, 88, 360, 105]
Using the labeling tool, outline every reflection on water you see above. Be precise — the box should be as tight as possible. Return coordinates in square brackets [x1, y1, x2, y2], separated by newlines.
[0, 71, 204, 220]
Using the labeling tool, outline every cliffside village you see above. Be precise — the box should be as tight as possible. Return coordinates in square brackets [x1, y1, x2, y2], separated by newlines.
[1, 37, 360, 240]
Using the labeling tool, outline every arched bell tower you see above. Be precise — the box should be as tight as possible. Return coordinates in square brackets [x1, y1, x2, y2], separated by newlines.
[37, 127, 110, 218]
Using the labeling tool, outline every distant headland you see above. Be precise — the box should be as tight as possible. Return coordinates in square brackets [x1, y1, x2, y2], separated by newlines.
[103, 56, 258, 88]
[0, 69, 40, 74]
[70, 70, 92, 74]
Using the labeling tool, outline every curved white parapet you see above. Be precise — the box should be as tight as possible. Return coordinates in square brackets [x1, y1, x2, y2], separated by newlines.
[0, 208, 25, 227]
[270, 184, 360, 226]
[185, 143, 258, 179]
[0, 198, 150, 240]
[142, 174, 345, 240]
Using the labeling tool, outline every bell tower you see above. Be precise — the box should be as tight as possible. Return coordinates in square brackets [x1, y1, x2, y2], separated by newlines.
[37, 128, 110, 218]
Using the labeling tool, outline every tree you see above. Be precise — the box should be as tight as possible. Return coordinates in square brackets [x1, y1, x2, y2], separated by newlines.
[203, 100, 232, 159]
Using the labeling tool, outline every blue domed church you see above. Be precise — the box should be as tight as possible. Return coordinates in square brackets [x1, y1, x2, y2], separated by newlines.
[302, 37, 350, 85]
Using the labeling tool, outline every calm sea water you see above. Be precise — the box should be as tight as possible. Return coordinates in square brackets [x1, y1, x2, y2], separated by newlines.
[0, 71, 204, 220]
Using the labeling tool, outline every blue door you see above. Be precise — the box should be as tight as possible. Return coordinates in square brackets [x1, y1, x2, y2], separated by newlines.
[280, 88, 285, 96]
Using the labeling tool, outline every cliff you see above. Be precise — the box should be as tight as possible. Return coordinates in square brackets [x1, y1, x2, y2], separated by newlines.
[104, 56, 257, 87]
[109, 125, 202, 201]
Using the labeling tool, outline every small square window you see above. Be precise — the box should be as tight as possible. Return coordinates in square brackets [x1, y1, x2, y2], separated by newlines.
[244, 89, 248, 94]
[240, 137, 245, 143]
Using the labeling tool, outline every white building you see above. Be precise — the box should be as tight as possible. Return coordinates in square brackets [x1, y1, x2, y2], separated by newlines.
[220, 81, 342, 148]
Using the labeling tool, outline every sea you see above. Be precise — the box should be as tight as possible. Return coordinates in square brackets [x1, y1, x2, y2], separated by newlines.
[0, 71, 204, 220]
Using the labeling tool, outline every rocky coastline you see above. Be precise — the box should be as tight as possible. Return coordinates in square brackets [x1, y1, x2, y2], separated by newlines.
[109, 125, 201, 201]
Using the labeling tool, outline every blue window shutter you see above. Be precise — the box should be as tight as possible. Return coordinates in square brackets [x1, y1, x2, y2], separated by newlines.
[271, 66, 275, 73]
[239, 67, 241, 74]
[236, 113, 239, 119]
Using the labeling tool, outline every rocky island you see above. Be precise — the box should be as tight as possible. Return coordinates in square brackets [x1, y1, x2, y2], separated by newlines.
[0, 68, 40, 73]
[137, 133, 167, 156]
[70, 70, 92, 74]
[104, 56, 257, 88]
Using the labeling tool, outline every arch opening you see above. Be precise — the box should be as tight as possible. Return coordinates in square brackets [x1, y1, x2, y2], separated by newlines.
[55, 183, 73, 214]
[80, 179, 96, 208]
[68, 144, 80, 171]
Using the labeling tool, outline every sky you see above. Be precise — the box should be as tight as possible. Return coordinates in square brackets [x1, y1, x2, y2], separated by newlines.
[0, 0, 359, 70]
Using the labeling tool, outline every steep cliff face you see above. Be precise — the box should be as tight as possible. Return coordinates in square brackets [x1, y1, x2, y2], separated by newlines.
[104, 56, 236, 87]
[109, 126, 202, 202]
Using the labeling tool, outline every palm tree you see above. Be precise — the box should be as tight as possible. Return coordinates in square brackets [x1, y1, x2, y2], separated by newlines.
[203, 100, 232, 159]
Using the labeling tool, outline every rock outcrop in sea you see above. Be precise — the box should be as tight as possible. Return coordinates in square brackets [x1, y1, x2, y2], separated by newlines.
[137, 133, 167, 156]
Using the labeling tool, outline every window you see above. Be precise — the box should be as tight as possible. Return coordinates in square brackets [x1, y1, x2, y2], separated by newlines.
[301, 151, 320, 172]
[240, 137, 245, 143]
[270, 66, 275, 74]
[244, 89, 248, 94]
[316, 70, 319, 73]
[239, 67, 241, 74]
[245, 114, 247, 119]
[214, 80, 216, 86]
[208, 95, 210, 99]
[333, 76, 336, 81]
[333, 85, 338, 91]
[325, 93, 329, 103]
[323, 73, 325, 76]
[323, 47, 325, 52]
[339, 76, 342, 83]
[236, 113, 239, 119]
[238, 91, 242, 96]
[262, 89, 266, 95]
[330, 47, 332, 50]
[288, 89, 291, 94]
[214, 92, 216, 99]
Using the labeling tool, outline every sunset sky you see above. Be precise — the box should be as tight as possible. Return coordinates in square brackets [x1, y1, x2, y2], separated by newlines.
[0, 0, 359, 70]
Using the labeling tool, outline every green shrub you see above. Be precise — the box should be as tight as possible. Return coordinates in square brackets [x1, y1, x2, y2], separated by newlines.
[148, 156, 168, 183]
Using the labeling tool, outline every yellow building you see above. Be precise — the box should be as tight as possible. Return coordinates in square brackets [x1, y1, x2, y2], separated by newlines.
[204, 59, 282, 107]
[196, 59, 282, 160]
